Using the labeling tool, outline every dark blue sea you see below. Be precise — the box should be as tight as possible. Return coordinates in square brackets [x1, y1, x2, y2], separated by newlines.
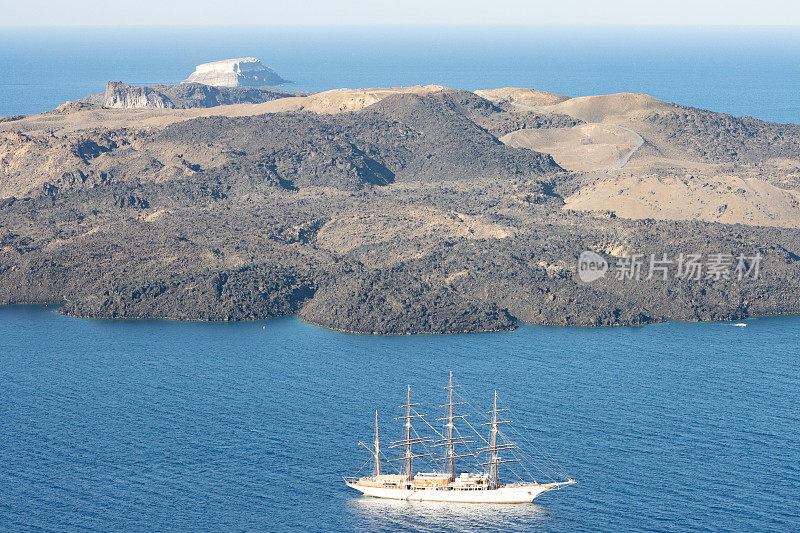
[2, 26, 800, 532]
[0, 26, 800, 123]
[1, 306, 799, 532]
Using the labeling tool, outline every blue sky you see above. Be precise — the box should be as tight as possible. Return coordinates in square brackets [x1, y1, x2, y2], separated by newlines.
[2, 0, 800, 26]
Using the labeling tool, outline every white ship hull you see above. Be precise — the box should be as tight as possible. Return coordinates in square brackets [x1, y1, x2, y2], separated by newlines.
[346, 482, 556, 504]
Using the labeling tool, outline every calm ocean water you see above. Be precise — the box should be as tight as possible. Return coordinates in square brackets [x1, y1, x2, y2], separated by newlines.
[0, 305, 799, 532]
[0, 26, 799, 123]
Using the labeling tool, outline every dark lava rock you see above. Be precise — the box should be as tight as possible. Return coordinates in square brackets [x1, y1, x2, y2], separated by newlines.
[3, 88, 800, 333]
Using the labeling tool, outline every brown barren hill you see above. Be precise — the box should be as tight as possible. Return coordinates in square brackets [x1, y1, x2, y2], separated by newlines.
[193, 85, 453, 116]
[545, 93, 671, 123]
[501, 124, 643, 172]
[474, 87, 571, 108]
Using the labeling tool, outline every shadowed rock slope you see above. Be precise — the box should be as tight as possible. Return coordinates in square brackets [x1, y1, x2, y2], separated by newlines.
[2, 86, 800, 333]
[81, 81, 304, 109]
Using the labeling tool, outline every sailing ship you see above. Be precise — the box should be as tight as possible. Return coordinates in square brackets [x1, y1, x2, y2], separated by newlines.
[344, 373, 576, 503]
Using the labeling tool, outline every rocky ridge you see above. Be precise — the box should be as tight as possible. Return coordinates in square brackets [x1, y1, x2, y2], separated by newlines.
[79, 81, 304, 110]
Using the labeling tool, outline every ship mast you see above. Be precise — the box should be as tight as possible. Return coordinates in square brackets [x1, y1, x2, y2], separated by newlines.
[374, 410, 381, 476]
[357, 410, 382, 477]
[433, 372, 474, 481]
[490, 391, 499, 487]
[388, 385, 432, 482]
[480, 390, 518, 488]
[447, 372, 455, 480]
[405, 385, 412, 479]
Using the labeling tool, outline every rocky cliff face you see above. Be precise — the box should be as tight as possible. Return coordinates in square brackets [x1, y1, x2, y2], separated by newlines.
[86, 81, 303, 110]
[103, 81, 172, 109]
[181, 57, 286, 87]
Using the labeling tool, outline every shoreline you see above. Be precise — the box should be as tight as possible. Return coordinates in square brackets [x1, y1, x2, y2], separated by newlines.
[3, 302, 796, 335]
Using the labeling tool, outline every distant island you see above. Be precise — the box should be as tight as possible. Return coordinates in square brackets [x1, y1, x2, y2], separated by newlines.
[181, 57, 288, 87]
[76, 57, 295, 110]
[1, 74, 799, 333]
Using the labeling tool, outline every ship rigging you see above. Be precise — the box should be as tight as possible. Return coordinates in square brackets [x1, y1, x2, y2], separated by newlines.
[344, 372, 576, 503]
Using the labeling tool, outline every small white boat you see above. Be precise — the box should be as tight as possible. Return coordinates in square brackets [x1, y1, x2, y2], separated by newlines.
[344, 373, 575, 504]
